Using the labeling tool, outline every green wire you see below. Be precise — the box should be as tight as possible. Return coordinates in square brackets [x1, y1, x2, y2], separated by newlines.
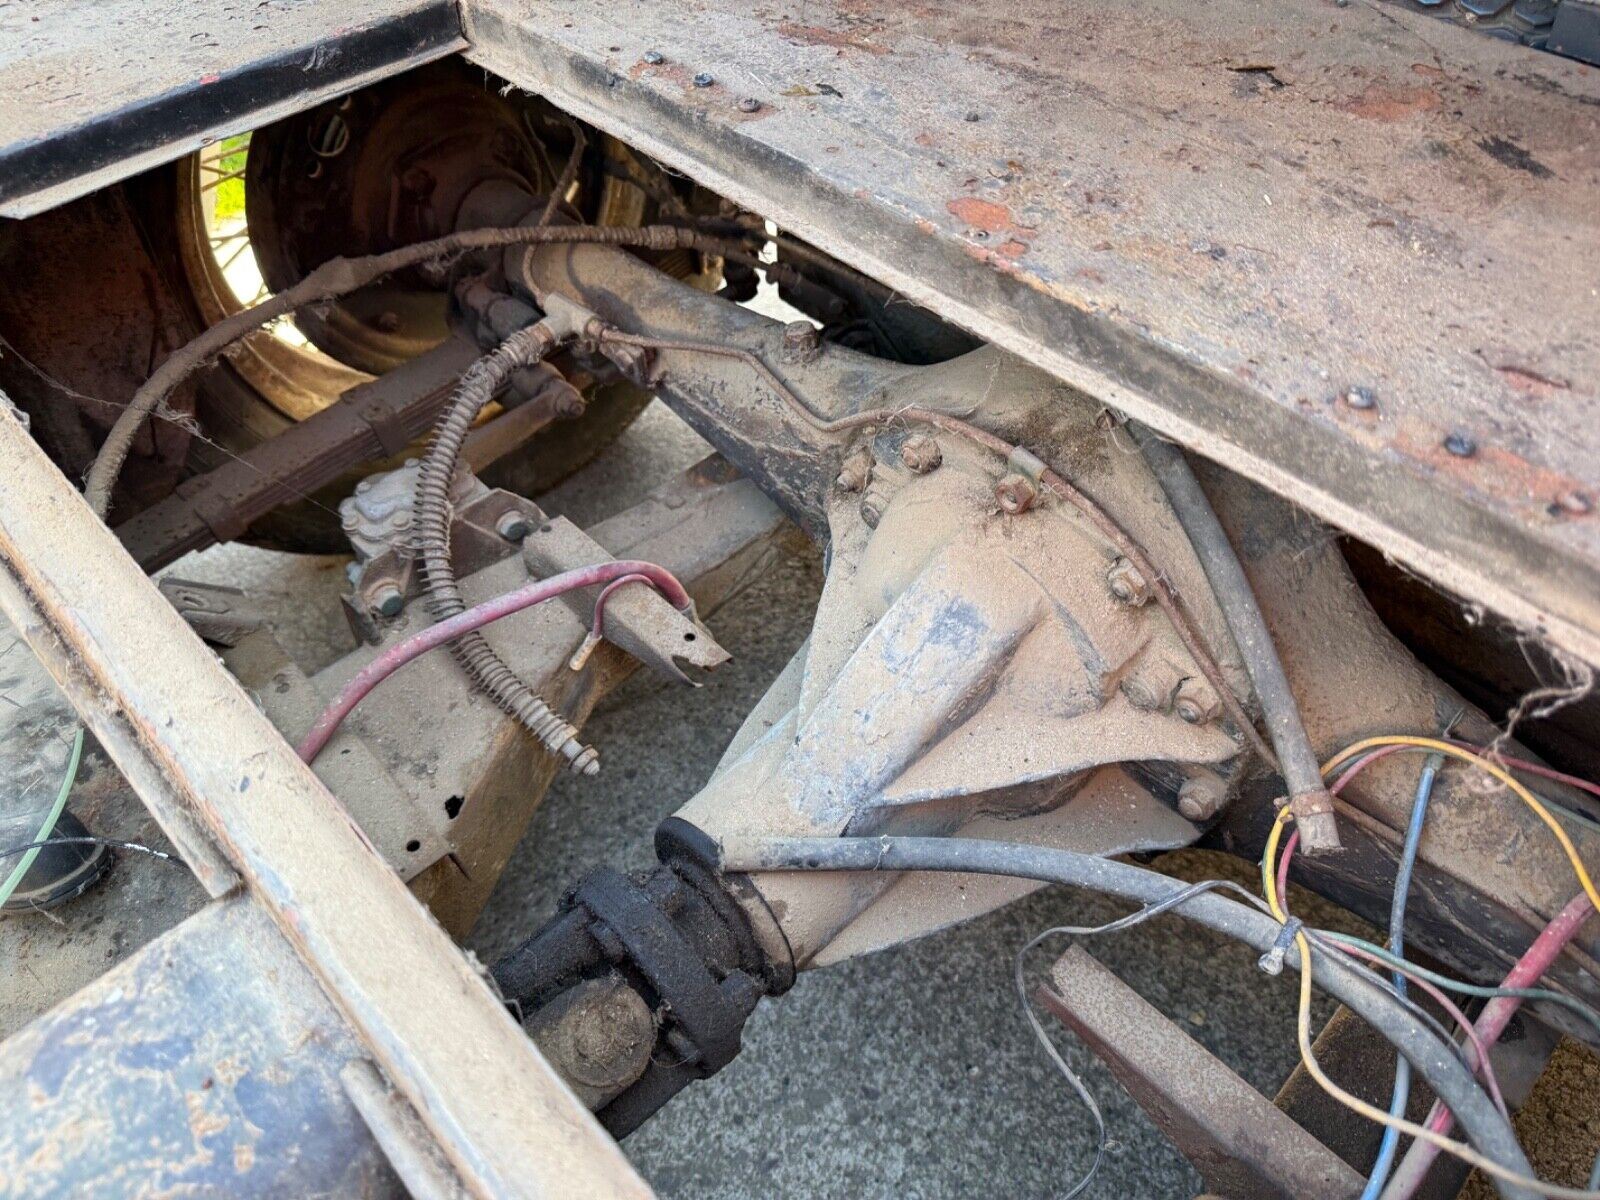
[0, 726, 84, 910]
[1315, 929, 1600, 1049]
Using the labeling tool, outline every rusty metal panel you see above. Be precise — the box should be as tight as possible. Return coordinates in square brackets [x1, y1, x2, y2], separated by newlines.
[0, 898, 399, 1199]
[465, 0, 1600, 666]
[0, 0, 465, 217]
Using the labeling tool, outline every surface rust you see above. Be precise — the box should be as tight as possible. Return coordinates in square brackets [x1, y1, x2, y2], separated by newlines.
[467, 0, 1600, 665]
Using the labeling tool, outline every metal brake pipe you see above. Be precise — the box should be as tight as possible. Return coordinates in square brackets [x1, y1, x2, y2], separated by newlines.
[1129, 422, 1339, 852]
[295, 560, 691, 765]
[716, 834, 1538, 1200]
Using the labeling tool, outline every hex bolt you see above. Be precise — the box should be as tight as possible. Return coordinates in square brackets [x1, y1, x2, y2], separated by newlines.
[374, 311, 402, 333]
[1443, 431, 1477, 458]
[693, 72, 715, 88]
[1121, 656, 1186, 713]
[737, 97, 762, 113]
[1174, 678, 1221, 725]
[836, 450, 872, 493]
[782, 320, 821, 363]
[900, 434, 943, 474]
[1178, 775, 1228, 822]
[1106, 557, 1150, 606]
[995, 472, 1037, 514]
[1345, 386, 1376, 411]
[496, 511, 534, 542]
[642, 49, 665, 64]
[859, 492, 888, 529]
[366, 582, 404, 619]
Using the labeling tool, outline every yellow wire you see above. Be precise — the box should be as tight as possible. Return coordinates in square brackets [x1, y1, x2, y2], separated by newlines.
[1322, 735, 1600, 917]
[1264, 807, 1600, 1199]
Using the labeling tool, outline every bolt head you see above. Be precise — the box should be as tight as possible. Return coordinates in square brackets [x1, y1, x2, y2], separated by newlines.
[1178, 776, 1227, 822]
[995, 472, 1037, 514]
[374, 310, 402, 333]
[496, 511, 533, 542]
[1106, 557, 1150, 606]
[642, 49, 665, 64]
[782, 320, 821, 362]
[1173, 679, 1221, 725]
[859, 493, 886, 529]
[1443, 431, 1477, 458]
[367, 583, 404, 618]
[900, 434, 942, 474]
[1345, 385, 1376, 411]
[737, 97, 762, 113]
[693, 72, 715, 88]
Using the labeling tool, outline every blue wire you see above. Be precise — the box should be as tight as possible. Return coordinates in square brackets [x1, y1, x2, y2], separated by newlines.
[1362, 753, 1445, 1200]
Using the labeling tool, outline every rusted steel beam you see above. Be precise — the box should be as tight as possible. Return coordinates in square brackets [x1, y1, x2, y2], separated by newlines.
[1039, 944, 1363, 1200]
[0, 405, 650, 1199]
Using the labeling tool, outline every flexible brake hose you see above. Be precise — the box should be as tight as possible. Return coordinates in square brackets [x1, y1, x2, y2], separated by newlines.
[717, 834, 1539, 1200]
[412, 322, 602, 774]
[1130, 423, 1338, 849]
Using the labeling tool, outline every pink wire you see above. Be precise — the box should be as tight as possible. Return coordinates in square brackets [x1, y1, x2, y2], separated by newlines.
[1274, 749, 1513, 1122]
[1326, 939, 1510, 1121]
[296, 560, 690, 763]
[1385, 889, 1596, 1199]
[1278, 737, 1600, 1200]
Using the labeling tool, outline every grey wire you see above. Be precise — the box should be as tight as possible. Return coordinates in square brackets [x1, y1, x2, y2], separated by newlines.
[721, 834, 1539, 1200]
[1014, 928, 1105, 1200]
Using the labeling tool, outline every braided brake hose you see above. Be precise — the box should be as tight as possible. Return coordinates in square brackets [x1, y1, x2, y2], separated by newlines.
[413, 322, 601, 774]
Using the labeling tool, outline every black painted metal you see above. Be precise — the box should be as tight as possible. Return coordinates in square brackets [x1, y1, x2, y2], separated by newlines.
[0, 1, 463, 216]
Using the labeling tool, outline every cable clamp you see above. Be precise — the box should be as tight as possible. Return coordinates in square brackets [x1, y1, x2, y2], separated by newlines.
[1258, 917, 1303, 976]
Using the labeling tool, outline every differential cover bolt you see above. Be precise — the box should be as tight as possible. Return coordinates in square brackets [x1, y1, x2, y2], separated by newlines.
[693, 72, 715, 88]
[995, 472, 1037, 514]
[1174, 679, 1221, 725]
[1106, 557, 1150, 606]
[900, 434, 942, 474]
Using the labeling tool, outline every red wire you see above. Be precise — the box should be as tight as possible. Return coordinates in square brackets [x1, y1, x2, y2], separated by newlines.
[297, 560, 691, 763]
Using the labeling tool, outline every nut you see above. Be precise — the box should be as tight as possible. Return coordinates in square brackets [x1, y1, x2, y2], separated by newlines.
[995, 472, 1037, 514]
[781, 320, 821, 363]
[495, 511, 534, 542]
[1174, 678, 1221, 725]
[1178, 775, 1228, 822]
[1106, 557, 1150, 606]
[899, 434, 942, 474]
[365, 582, 404, 619]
